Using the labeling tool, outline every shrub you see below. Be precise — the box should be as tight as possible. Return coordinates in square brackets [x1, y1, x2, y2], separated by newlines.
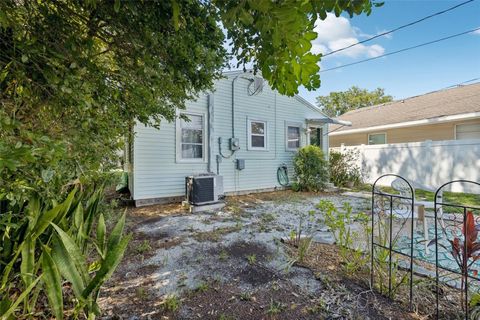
[0, 187, 130, 319]
[329, 149, 362, 187]
[293, 145, 329, 192]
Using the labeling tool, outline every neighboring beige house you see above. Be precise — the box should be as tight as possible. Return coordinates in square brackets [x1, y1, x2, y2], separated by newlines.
[329, 83, 480, 147]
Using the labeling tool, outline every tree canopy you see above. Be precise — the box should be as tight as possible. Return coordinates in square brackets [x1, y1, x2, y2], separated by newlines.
[317, 86, 393, 117]
[0, 0, 380, 201]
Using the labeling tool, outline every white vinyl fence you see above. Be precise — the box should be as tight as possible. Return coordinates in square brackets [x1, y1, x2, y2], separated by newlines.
[331, 139, 480, 192]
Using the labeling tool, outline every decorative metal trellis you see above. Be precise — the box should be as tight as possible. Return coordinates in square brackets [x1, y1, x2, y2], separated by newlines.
[371, 174, 415, 310]
[371, 175, 480, 319]
[433, 180, 480, 319]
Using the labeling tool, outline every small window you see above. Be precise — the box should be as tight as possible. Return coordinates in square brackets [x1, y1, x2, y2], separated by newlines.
[456, 124, 480, 140]
[177, 113, 205, 161]
[286, 124, 301, 150]
[368, 133, 386, 145]
[248, 120, 267, 150]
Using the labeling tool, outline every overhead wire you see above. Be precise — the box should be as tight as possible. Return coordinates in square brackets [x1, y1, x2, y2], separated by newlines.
[320, 27, 480, 73]
[321, 0, 476, 57]
[442, 77, 480, 89]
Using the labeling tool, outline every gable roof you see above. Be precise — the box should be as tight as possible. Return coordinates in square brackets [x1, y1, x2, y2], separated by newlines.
[330, 82, 480, 134]
[222, 69, 329, 118]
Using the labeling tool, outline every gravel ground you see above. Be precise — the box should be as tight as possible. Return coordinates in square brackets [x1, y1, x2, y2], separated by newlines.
[98, 191, 370, 319]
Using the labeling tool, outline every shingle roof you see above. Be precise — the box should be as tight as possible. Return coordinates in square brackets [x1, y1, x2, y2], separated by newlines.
[330, 82, 480, 132]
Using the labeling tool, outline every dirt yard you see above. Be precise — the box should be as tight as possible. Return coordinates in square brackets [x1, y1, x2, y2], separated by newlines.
[98, 191, 426, 319]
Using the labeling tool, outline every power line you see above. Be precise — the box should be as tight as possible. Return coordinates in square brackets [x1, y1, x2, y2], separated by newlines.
[442, 77, 480, 89]
[322, 0, 476, 57]
[320, 27, 480, 73]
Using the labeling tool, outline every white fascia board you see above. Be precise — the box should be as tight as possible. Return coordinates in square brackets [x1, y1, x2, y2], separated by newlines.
[294, 95, 329, 118]
[331, 119, 352, 126]
[307, 118, 352, 126]
[330, 112, 480, 136]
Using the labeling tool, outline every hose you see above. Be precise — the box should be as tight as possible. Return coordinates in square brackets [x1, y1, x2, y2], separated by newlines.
[277, 164, 289, 187]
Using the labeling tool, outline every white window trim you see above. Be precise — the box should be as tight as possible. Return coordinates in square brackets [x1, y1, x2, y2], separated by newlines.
[247, 118, 268, 151]
[368, 132, 387, 145]
[176, 111, 207, 163]
[306, 125, 324, 149]
[285, 121, 302, 151]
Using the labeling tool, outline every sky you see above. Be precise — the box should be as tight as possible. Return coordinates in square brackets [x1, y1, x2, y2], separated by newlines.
[296, 0, 480, 104]
[227, 0, 480, 105]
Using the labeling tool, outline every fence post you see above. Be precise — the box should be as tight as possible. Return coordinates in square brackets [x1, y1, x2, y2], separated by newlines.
[359, 144, 366, 182]
[424, 140, 433, 186]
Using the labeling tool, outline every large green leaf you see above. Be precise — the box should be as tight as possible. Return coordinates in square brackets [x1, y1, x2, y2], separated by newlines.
[82, 212, 129, 297]
[32, 189, 77, 240]
[96, 213, 106, 256]
[107, 211, 126, 249]
[25, 195, 41, 233]
[72, 204, 85, 246]
[42, 248, 64, 320]
[54, 189, 80, 227]
[73, 202, 84, 230]
[83, 188, 102, 244]
[82, 235, 131, 298]
[51, 224, 88, 299]
[20, 236, 35, 287]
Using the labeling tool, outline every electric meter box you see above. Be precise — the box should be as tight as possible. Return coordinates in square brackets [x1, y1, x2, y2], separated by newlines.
[229, 138, 240, 151]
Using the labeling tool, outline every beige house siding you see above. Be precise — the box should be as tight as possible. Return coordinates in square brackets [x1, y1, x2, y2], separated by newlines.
[330, 118, 480, 147]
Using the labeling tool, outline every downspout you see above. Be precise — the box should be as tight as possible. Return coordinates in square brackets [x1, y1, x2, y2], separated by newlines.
[232, 74, 242, 192]
[232, 74, 241, 138]
[207, 94, 214, 173]
[274, 91, 277, 160]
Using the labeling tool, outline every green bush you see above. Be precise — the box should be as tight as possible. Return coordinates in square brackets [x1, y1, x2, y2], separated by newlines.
[293, 145, 329, 192]
[329, 150, 362, 187]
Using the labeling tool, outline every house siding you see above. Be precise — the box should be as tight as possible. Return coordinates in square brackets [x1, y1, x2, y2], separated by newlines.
[132, 73, 328, 201]
[329, 118, 480, 147]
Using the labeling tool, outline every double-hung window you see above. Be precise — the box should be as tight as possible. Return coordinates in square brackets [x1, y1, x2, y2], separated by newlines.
[286, 123, 301, 150]
[248, 119, 267, 150]
[177, 113, 205, 162]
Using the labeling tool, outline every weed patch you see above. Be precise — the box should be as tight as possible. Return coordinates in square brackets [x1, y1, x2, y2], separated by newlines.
[193, 225, 241, 242]
[161, 295, 180, 312]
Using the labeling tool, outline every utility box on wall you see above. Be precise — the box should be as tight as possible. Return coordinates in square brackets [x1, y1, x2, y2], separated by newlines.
[229, 138, 240, 151]
[236, 159, 245, 170]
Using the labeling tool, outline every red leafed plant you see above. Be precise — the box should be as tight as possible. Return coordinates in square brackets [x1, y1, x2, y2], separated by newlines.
[455, 211, 480, 307]
[451, 211, 480, 273]
[431, 211, 480, 309]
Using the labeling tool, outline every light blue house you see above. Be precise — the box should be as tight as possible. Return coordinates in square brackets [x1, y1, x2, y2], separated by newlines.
[127, 71, 344, 206]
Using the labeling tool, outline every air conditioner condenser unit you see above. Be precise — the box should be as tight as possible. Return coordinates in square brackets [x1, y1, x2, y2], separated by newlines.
[185, 174, 223, 206]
